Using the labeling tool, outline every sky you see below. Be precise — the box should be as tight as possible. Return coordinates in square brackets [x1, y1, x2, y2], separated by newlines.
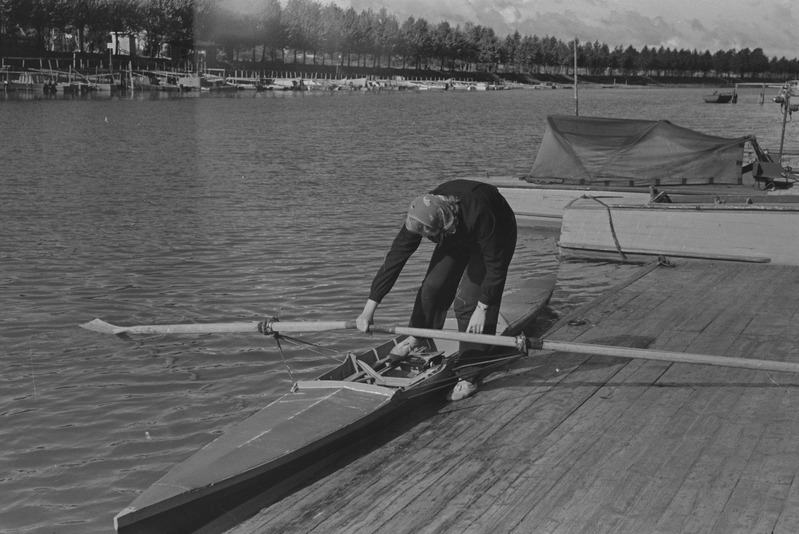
[225, 0, 799, 60]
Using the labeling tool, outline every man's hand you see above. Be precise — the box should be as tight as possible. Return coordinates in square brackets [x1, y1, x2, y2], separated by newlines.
[467, 304, 487, 333]
[356, 299, 379, 333]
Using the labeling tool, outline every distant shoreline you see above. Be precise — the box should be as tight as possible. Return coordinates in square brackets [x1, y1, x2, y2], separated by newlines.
[2, 54, 791, 89]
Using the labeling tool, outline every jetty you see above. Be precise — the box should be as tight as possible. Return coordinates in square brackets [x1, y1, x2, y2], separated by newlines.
[219, 259, 799, 533]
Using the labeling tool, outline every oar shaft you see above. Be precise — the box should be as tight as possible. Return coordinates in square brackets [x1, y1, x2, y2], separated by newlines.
[270, 320, 356, 333]
[118, 322, 263, 335]
[539, 340, 799, 374]
[80, 318, 356, 336]
[369, 325, 523, 349]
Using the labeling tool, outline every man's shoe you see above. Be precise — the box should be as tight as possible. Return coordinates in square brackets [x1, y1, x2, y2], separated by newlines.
[446, 379, 478, 401]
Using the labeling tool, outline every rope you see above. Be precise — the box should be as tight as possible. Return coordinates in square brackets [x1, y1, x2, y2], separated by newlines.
[272, 334, 296, 384]
[273, 334, 346, 362]
[580, 195, 627, 262]
[269, 332, 346, 385]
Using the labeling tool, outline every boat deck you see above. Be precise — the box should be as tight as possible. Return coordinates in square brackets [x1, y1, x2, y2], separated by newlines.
[224, 260, 799, 534]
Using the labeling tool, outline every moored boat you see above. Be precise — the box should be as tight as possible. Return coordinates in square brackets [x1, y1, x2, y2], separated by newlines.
[268, 77, 306, 90]
[200, 73, 237, 91]
[703, 91, 733, 103]
[87, 72, 122, 92]
[108, 273, 556, 533]
[483, 115, 799, 227]
[558, 197, 799, 265]
[225, 76, 263, 90]
[773, 80, 799, 104]
[9, 71, 50, 91]
[133, 70, 199, 91]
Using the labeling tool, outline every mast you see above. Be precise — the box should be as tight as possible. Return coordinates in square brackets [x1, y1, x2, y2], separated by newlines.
[779, 91, 789, 163]
[573, 37, 579, 116]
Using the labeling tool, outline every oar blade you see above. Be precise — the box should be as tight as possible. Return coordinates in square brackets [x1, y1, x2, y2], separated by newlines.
[80, 318, 125, 335]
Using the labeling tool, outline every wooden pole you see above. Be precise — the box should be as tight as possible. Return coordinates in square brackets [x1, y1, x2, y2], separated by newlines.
[573, 37, 579, 116]
[779, 92, 789, 163]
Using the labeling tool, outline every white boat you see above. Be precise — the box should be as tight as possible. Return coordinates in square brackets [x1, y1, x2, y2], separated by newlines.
[225, 76, 261, 90]
[86, 72, 122, 92]
[449, 81, 473, 91]
[483, 115, 799, 227]
[558, 197, 799, 265]
[773, 80, 799, 103]
[134, 71, 199, 91]
[9, 71, 49, 91]
[200, 73, 236, 91]
[269, 77, 306, 90]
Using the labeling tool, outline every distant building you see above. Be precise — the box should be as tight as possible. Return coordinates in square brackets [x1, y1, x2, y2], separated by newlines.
[107, 33, 137, 56]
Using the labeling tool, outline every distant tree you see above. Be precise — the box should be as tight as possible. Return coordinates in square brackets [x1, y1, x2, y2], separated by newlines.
[431, 20, 452, 70]
[730, 47, 750, 77]
[458, 22, 480, 70]
[283, 0, 323, 64]
[539, 36, 561, 73]
[712, 49, 731, 77]
[68, 0, 100, 52]
[697, 50, 713, 76]
[554, 38, 572, 74]
[372, 7, 399, 68]
[339, 7, 360, 66]
[676, 49, 694, 76]
[24, 0, 68, 52]
[447, 24, 469, 71]
[607, 45, 623, 75]
[475, 25, 499, 71]
[591, 41, 611, 75]
[621, 45, 637, 74]
[749, 47, 769, 77]
[353, 8, 375, 67]
[402, 16, 431, 69]
[501, 30, 521, 72]
[256, 0, 283, 62]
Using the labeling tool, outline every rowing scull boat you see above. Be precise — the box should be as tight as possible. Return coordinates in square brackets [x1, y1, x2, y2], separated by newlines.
[109, 276, 557, 534]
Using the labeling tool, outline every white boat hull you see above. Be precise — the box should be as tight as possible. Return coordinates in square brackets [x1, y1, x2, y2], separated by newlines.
[482, 176, 799, 228]
[559, 198, 799, 265]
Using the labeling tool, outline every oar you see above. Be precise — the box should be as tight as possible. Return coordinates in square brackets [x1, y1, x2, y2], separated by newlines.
[372, 326, 799, 375]
[80, 319, 799, 374]
[536, 339, 799, 374]
[80, 318, 357, 336]
[80, 318, 518, 343]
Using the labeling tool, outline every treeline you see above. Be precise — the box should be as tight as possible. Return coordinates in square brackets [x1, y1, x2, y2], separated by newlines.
[2, 0, 799, 78]
[0, 0, 193, 58]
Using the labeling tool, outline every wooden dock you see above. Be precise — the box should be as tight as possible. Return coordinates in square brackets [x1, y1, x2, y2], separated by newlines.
[223, 260, 799, 534]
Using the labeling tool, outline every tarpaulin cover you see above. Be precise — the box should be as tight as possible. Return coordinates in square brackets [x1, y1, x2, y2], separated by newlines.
[527, 115, 752, 187]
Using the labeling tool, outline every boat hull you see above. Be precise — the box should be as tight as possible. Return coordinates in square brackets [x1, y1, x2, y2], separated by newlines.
[559, 198, 799, 265]
[703, 92, 733, 103]
[483, 176, 799, 228]
[114, 274, 556, 533]
[115, 382, 399, 534]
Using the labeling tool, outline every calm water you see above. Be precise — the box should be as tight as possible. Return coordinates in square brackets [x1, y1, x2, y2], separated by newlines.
[2, 86, 795, 533]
